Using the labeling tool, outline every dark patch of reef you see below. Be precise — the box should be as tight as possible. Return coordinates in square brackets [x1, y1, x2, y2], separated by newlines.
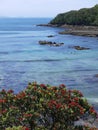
[73, 46, 90, 50]
[39, 40, 64, 47]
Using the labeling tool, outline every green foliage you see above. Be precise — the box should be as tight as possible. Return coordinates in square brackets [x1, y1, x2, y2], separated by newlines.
[5, 126, 27, 130]
[50, 4, 98, 26]
[0, 82, 98, 130]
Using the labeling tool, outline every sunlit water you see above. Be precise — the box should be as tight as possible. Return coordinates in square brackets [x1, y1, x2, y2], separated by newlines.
[0, 18, 98, 110]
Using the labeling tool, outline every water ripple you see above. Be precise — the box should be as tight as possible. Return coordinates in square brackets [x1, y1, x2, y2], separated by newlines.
[0, 58, 65, 63]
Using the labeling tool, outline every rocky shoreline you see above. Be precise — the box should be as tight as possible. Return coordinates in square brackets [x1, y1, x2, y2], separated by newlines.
[37, 24, 98, 37]
[59, 25, 98, 37]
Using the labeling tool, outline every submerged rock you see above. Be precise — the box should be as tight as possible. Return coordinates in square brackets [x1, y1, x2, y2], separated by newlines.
[47, 35, 55, 37]
[94, 74, 98, 78]
[39, 40, 64, 47]
[73, 46, 90, 50]
[37, 24, 58, 27]
[39, 40, 52, 45]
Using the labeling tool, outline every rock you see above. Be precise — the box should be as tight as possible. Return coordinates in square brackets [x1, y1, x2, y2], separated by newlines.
[94, 74, 98, 78]
[39, 40, 50, 45]
[73, 46, 90, 50]
[47, 35, 54, 37]
[39, 40, 64, 47]
[59, 25, 98, 37]
[37, 24, 58, 27]
[60, 43, 64, 45]
[75, 118, 98, 128]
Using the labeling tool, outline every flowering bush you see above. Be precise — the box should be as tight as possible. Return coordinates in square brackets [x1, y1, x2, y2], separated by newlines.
[0, 82, 97, 130]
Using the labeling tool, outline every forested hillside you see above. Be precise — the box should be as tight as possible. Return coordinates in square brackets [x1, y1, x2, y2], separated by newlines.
[50, 5, 98, 26]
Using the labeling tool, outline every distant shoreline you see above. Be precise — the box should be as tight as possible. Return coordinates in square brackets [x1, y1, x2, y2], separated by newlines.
[37, 24, 98, 37]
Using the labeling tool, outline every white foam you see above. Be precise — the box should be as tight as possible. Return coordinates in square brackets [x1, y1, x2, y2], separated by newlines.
[87, 98, 98, 103]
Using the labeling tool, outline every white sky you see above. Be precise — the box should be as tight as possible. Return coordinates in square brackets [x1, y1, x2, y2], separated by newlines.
[0, 0, 98, 17]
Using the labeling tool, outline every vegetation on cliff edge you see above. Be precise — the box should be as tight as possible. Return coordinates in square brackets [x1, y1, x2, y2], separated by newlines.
[50, 5, 98, 26]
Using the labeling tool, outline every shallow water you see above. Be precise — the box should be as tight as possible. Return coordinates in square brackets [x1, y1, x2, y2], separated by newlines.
[0, 18, 98, 109]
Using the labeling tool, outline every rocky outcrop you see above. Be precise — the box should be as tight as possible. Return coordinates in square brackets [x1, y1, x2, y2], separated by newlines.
[59, 28, 98, 37]
[73, 46, 90, 50]
[37, 24, 98, 37]
[39, 40, 64, 47]
[94, 74, 98, 78]
[37, 24, 58, 27]
[47, 35, 55, 38]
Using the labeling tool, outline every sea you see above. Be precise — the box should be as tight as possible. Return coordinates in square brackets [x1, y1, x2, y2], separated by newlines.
[0, 18, 98, 110]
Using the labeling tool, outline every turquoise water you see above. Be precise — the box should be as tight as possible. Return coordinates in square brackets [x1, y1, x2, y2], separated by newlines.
[0, 18, 98, 109]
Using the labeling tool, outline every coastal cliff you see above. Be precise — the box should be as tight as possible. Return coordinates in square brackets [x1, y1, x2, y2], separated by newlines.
[48, 5, 98, 37]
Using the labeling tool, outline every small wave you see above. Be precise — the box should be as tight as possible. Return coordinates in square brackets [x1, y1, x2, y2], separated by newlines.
[87, 98, 98, 103]
[23, 59, 62, 62]
[11, 70, 25, 74]
[0, 59, 65, 63]
[0, 52, 9, 54]
[0, 31, 19, 35]
[0, 50, 43, 54]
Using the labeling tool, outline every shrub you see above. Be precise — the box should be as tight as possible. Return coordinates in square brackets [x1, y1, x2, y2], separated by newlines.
[0, 82, 97, 130]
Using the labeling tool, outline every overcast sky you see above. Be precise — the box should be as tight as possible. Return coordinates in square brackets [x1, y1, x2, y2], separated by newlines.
[0, 0, 98, 17]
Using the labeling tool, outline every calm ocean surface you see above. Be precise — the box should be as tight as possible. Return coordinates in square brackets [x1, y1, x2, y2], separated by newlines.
[0, 18, 98, 109]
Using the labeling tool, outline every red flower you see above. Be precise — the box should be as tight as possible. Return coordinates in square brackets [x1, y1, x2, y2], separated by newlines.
[89, 107, 97, 115]
[51, 100, 57, 105]
[59, 84, 66, 88]
[73, 97, 79, 102]
[25, 127, 29, 130]
[0, 99, 6, 103]
[56, 103, 62, 109]
[1, 109, 7, 114]
[24, 113, 33, 118]
[72, 90, 83, 97]
[34, 86, 37, 91]
[1, 89, 6, 94]
[40, 84, 47, 89]
[7, 89, 14, 94]
[61, 89, 66, 96]
[48, 100, 57, 109]
[69, 101, 76, 106]
[19, 117, 23, 121]
[16, 92, 26, 99]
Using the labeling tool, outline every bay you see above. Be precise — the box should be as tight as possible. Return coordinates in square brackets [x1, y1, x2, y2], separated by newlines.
[0, 18, 98, 110]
